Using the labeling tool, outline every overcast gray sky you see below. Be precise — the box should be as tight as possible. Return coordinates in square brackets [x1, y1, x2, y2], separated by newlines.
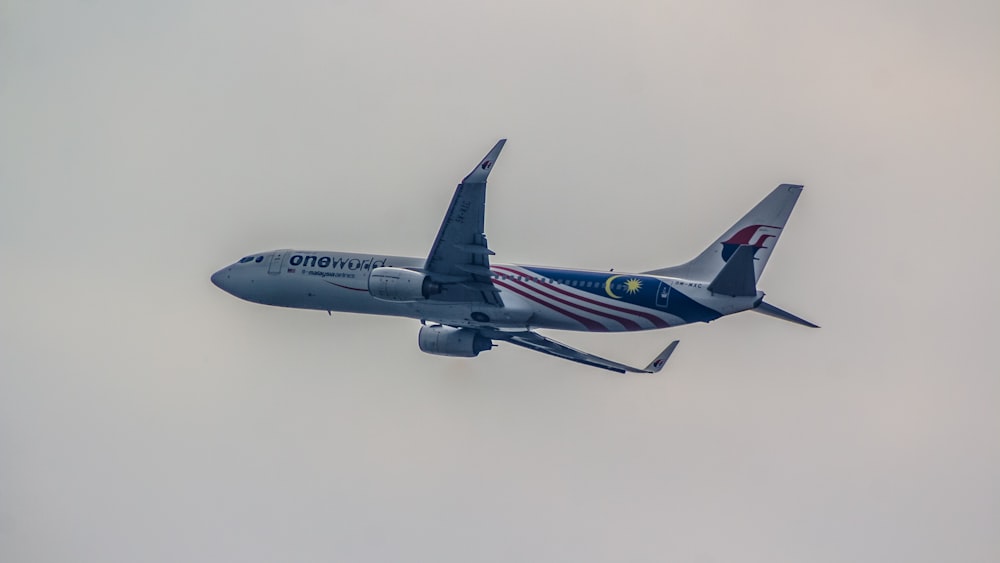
[2, 1, 998, 561]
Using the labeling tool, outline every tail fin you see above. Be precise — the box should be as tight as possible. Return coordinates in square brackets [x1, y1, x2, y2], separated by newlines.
[645, 184, 803, 282]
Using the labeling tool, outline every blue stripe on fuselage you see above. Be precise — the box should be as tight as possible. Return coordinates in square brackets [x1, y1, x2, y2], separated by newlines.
[520, 267, 722, 324]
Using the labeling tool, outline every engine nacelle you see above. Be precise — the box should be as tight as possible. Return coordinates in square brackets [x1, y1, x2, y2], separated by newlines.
[369, 267, 440, 302]
[418, 325, 493, 358]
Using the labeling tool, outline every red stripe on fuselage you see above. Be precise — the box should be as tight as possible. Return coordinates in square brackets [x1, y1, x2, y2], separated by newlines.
[492, 280, 609, 331]
[492, 266, 670, 329]
[494, 276, 641, 331]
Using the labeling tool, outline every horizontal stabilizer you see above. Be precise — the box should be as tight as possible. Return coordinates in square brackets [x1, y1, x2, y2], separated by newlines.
[753, 301, 819, 328]
[707, 244, 757, 297]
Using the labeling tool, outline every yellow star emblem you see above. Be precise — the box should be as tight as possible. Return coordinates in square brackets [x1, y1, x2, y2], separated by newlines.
[625, 278, 642, 294]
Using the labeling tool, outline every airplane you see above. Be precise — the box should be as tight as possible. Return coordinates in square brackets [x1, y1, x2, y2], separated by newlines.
[211, 139, 817, 374]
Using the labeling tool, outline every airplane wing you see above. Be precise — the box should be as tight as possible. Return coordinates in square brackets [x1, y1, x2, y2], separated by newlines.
[487, 330, 680, 374]
[423, 139, 507, 306]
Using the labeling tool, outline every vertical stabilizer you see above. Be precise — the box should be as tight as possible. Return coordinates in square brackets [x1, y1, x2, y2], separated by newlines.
[645, 184, 803, 282]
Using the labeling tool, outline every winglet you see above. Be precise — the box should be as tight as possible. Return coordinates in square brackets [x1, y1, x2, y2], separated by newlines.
[461, 139, 506, 184]
[641, 340, 680, 373]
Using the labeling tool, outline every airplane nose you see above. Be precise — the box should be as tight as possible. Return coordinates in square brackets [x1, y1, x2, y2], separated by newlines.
[211, 267, 230, 291]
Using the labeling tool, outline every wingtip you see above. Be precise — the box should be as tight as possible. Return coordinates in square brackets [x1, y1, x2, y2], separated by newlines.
[644, 340, 680, 373]
[462, 139, 507, 183]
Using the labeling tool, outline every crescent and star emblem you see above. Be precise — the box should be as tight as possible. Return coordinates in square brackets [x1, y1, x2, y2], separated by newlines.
[605, 275, 643, 299]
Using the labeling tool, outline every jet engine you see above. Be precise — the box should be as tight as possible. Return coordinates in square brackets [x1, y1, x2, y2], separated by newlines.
[418, 325, 493, 358]
[369, 267, 441, 302]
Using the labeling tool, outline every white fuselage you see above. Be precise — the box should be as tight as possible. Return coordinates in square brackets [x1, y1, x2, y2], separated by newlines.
[211, 249, 761, 333]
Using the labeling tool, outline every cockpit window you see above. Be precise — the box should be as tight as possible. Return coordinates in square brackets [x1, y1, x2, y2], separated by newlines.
[255, 256, 264, 263]
[239, 256, 255, 263]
